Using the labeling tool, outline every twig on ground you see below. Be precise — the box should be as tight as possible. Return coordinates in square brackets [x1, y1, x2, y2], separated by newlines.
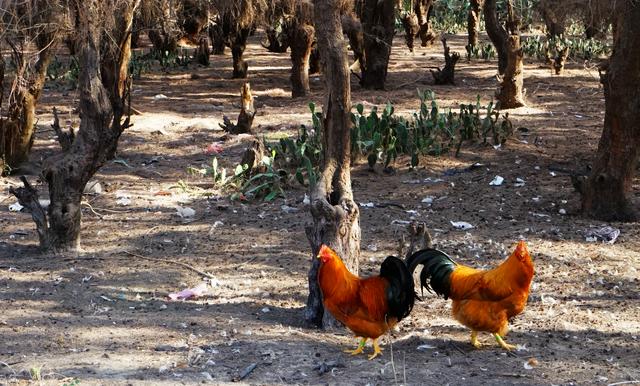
[393, 76, 429, 90]
[122, 250, 216, 279]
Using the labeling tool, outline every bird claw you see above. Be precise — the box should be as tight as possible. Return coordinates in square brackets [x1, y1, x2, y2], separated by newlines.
[344, 347, 364, 355]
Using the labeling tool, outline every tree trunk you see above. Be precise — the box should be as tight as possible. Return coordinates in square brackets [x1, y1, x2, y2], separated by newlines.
[341, 12, 365, 71]
[231, 27, 250, 78]
[430, 38, 460, 85]
[290, 22, 315, 97]
[360, 0, 396, 89]
[484, 0, 524, 108]
[306, 0, 361, 329]
[196, 36, 211, 66]
[10, 0, 138, 253]
[498, 34, 525, 108]
[209, 15, 226, 55]
[401, 13, 420, 53]
[220, 83, 255, 134]
[483, 0, 508, 75]
[147, 0, 178, 54]
[538, 0, 565, 37]
[467, 0, 482, 48]
[0, 4, 59, 174]
[415, 0, 436, 47]
[580, 2, 640, 222]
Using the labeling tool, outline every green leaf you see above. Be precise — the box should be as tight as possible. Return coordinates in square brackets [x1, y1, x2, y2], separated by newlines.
[264, 190, 280, 202]
[356, 103, 364, 115]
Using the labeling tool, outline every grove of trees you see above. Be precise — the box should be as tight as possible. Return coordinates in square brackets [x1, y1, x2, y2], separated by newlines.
[0, 0, 637, 328]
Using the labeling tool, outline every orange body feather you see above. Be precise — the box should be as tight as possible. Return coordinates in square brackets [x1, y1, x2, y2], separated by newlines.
[318, 247, 398, 339]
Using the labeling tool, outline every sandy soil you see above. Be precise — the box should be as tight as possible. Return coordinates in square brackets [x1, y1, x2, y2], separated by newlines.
[1, 31, 639, 386]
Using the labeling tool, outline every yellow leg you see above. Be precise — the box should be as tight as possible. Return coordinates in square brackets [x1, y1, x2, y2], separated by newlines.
[493, 333, 516, 351]
[368, 338, 383, 360]
[470, 331, 483, 348]
[344, 337, 367, 355]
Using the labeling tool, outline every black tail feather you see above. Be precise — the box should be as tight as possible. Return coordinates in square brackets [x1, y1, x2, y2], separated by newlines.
[405, 248, 457, 300]
[380, 255, 415, 321]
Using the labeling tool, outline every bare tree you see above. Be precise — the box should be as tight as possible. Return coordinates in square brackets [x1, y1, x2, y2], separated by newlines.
[10, 0, 139, 253]
[0, 0, 64, 174]
[578, 0, 640, 221]
[305, 0, 360, 328]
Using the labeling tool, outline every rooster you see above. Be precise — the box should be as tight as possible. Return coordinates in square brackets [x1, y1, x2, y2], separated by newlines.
[406, 241, 534, 350]
[317, 245, 416, 360]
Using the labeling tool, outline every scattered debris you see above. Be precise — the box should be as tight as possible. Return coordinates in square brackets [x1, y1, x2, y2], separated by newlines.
[359, 202, 375, 208]
[8, 202, 23, 212]
[84, 180, 103, 194]
[168, 282, 209, 301]
[450, 221, 474, 230]
[585, 226, 620, 244]
[233, 363, 258, 382]
[417, 344, 437, 351]
[489, 176, 505, 186]
[281, 205, 299, 214]
[421, 196, 435, 204]
[313, 360, 345, 375]
[204, 142, 224, 155]
[523, 357, 539, 370]
[514, 178, 525, 187]
[176, 206, 196, 218]
[115, 191, 131, 206]
[153, 94, 169, 100]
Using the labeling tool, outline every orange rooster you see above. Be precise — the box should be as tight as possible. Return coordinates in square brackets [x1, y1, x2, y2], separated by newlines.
[406, 240, 534, 350]
[317, 245, 416, 360]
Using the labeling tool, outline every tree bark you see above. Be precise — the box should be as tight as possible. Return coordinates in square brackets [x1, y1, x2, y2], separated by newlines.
[0, 3, 60, 173]
[306, 0, 361, 329]
[483, 0, 507, 75]
[290, 22, 315, 98]
[415, 0, 436, 47]
[360, 0, 396, 89]
[484, 0, 525, 108]
[147, 0, 179, 54]
[538, 0, 565, 37]
[467, 0, 483, 48]
[580, 1, 640, 222]
[10, 0, 138, 253]
[401, 13, 420, 53]
[430, 38, 460, 85]
[220, 83, 255, 134]
[230, 26, 251, 78]
[341, 12, 365, 71]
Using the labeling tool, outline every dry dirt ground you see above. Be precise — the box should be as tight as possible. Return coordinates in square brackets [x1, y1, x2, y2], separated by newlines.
[1, 31, 639, 386]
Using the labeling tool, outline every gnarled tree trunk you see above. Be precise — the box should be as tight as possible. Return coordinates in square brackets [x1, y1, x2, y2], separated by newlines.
[146, 0, 179, 54]
[341, 12, 365, 71]
[467, 0, 483, 48]
[538, 0, 565, 37]
[359, 0, 396, 89]
[579, 2, 640, 222]
[0, 1, 60, 174]
[483, 0, 507, 75]
[415, 0, 436, 47]
[289, 3, 315, 98]
[289, 23, 315, 97]
[484, 0, 524, 108]
[306, 0, 361, 329]
[10, 0, 138, 253]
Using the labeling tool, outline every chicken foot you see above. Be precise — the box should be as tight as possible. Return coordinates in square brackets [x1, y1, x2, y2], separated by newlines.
[344, 338, 383, 360]
[368, 339, 383, 360]
[470, 331, 483, 348]
[492, 333, 516, 351]
[344, 338, 367, 355]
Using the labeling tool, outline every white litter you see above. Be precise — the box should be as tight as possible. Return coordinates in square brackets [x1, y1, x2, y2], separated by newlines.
[450, 221, 474, 230]
[8, 202, 23, 212]
[489, 176, 504, 186]
[176, 206, 196, 218]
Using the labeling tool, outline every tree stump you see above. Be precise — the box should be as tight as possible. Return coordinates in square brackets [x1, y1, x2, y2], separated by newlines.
[220, 83, 255, 135]
[401, 13, 420, 53]
[430, 38, 460, 85]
